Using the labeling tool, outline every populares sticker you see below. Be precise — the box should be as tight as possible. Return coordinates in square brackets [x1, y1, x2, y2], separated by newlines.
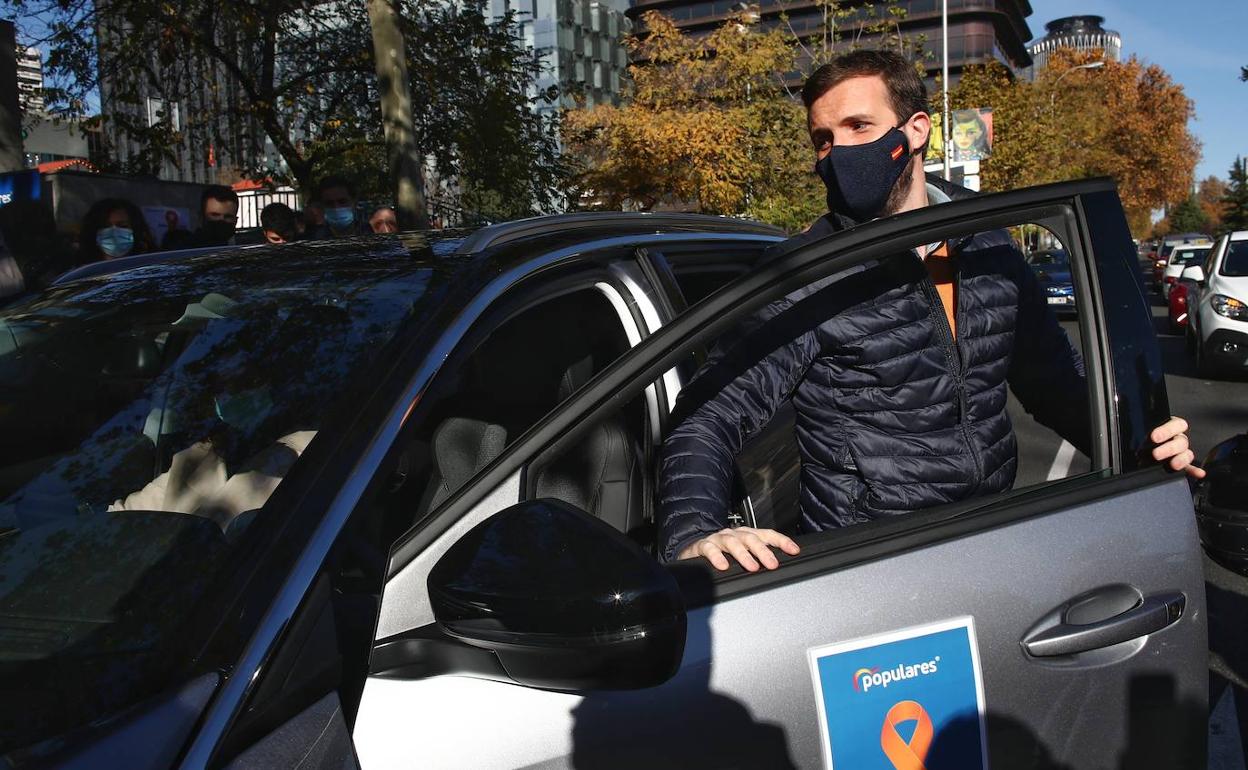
[807, 616, 988, 770]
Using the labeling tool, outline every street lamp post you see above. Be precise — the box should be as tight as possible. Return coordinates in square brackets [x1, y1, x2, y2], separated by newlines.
[1049, 60, 1105, 107]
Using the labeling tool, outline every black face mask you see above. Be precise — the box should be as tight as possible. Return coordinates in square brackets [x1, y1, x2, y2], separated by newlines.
[814, 126, 912, 222]
[198, 220, 236, 247]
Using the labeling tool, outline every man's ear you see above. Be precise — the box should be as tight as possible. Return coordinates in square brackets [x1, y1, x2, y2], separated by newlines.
[906, 111, 932, 157]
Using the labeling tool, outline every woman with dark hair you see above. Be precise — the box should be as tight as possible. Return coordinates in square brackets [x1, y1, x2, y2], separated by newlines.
[78, 198, 156, 264]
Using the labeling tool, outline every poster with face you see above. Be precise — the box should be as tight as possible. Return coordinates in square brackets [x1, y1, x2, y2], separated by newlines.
[950, 108, 993, 163]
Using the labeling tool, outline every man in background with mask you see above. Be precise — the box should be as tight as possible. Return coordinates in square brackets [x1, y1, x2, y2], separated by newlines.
[312, 176, 370, 238]
[658, 49, 1204, 572]
[197, 186, 240, 246]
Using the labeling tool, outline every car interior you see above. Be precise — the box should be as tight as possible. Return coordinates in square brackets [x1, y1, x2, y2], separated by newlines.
[371, 285, 649, 551]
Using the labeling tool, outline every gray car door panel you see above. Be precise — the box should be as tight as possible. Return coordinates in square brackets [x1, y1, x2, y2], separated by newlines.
[355, 181, 1207, 768]
[354, 473, 1204, 769]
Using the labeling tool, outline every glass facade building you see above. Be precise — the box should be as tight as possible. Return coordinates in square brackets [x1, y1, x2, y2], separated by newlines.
[626, 0, 1036, 85]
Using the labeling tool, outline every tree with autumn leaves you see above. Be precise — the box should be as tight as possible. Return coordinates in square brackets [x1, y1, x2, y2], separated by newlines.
[563, 11, 822, 232]
[563, 1, 924, 231]
[568, 17, 1200, 237]
[947, 49, 1198, 237]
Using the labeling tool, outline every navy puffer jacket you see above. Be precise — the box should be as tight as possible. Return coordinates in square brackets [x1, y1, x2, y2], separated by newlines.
[658, 206, 1090, 561]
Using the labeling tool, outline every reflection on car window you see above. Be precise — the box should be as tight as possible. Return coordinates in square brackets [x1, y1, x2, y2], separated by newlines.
[0, 243, 442, 752]
[1221, 241, 1248, 277]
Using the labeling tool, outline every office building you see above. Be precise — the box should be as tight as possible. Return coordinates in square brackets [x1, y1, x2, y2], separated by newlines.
[492, 0, 632, 116]
[16, 46, 43, 114]
[626, 0, 1036, 85]
[1026, 15, 1120, 76]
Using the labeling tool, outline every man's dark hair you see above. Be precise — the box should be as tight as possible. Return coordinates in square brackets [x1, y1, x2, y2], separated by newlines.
[315, 175, 355, 201]
[260, 202, 299, 240]
[801, 49, 929, 129]
[200, 184, 239, 214]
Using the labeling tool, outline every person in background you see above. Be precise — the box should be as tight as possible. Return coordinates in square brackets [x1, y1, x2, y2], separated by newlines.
[78, 198, 155, 264]
[313, 176, 370, 238]
[302, 201, 325, 239]
[195, 185, 241, 247]
[368, 206, 398, 234]
[260, 203, 299, 245]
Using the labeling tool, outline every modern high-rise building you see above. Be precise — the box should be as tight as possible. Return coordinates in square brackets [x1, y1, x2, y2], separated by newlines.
[492, 0, 632, 117]
[625, 0, 1035, 85]
[16, 46, 43, 114]
[1026, 15, 1120, 76]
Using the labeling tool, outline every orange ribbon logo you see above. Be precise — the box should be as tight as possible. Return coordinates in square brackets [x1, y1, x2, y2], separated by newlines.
[880, 700, 933, 770]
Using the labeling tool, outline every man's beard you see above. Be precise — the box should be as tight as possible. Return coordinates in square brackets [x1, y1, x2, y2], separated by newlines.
[882, 158, 915, 217]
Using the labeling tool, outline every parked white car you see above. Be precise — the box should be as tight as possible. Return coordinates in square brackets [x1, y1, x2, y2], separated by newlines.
[1162, 243, 1212, 299]
[1187, 230, 1248, 376]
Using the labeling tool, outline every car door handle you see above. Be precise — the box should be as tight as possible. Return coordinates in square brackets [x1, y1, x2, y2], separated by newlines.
[1022, 592, 1186, 657]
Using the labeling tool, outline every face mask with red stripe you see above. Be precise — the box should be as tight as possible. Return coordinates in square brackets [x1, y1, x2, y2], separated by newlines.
[814, 126, 912, 223]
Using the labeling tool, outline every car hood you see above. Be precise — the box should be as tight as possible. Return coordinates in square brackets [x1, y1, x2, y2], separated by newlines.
[1211, 274, 1248, 297]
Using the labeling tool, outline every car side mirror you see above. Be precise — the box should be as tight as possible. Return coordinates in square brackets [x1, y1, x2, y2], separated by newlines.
[1180, 265, 1205, 285]
[1195, 434, 1248, 575]
[427, 498, 686, 691]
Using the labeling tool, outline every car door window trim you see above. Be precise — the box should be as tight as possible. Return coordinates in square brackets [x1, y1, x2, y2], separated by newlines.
[385, 180, 1120, 582]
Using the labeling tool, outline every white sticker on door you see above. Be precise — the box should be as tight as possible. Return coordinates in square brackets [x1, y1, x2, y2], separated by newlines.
[807, 616, 988, 770]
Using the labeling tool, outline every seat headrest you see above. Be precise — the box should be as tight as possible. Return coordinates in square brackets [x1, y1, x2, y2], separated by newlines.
[557, 354, 595, 401]
[432, 417, 508, 492]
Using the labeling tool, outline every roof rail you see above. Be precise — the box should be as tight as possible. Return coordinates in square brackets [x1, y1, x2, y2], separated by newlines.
[453, 211, 786, 254]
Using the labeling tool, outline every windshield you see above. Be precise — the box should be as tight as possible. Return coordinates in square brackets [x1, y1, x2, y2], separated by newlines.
[1171, 247, 1210, 266]
[0, 243, 443, 752]
[1223, 241, 1248, 277]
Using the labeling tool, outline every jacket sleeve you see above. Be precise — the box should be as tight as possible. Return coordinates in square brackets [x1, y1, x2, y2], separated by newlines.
[658, 295, 821, 562]
[1005, 249, 1093, 457]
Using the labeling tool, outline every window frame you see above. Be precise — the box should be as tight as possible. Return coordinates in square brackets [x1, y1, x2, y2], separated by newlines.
[381, 182, 1132, 601]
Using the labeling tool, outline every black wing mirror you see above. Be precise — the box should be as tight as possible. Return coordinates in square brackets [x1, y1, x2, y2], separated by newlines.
[1195, 434, 1248, 574]
[426, 499, 686, 691]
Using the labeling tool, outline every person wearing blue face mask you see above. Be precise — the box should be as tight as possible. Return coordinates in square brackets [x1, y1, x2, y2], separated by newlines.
[658, 49, 1205, 573]
[311, 175, 370, 239]
[78, 198, 155, 265]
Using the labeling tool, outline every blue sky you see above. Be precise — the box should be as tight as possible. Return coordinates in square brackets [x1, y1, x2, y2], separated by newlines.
[1028, 0, 1247, 182]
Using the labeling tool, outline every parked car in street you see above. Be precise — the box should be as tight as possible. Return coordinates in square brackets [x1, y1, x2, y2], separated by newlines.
[1170, 278, 1194, 332]
[0, 179, 1216, 769]
[1163, 243, 1213, 300]
[1187, 230, 1248, 377]
[1154, 233, 1212, 288]
[1025, 248, 1076, 315]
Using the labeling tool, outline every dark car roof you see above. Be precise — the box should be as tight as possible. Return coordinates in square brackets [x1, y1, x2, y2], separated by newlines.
[52, 213, 786, 290]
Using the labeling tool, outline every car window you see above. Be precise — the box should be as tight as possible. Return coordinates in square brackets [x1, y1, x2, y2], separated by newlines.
[1220, 240, 1248, 277]
[652, 212, 1100, 554]
[1171, 247, 1210, 266]
[0, 246, 444, 752]
[1204, 239, 1223, 277]
[371, 278, 639, 548]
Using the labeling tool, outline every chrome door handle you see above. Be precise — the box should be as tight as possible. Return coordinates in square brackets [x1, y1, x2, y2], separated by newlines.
[1022, 592, 1185, 657]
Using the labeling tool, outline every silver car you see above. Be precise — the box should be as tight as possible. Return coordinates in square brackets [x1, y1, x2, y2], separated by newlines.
[0, 179, 1213, 768]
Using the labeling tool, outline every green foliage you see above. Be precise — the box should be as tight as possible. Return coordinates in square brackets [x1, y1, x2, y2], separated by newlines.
[8, 0, 567, 217]
[1222, 157, 1248, 233]
[1167, 196, 1210, 235]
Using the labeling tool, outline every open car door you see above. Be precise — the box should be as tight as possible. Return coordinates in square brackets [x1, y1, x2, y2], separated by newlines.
[355, 179, 1207, 769]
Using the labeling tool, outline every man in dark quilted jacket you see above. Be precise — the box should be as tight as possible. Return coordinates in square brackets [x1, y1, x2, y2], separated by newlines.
[658, 49, 1204, 571]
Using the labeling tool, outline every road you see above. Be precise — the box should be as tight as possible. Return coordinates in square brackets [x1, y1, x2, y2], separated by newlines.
[1008, 268, 1248, 487]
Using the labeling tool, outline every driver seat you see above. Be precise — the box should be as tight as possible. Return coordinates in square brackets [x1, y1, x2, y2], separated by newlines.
[533, 356, 646, 538]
